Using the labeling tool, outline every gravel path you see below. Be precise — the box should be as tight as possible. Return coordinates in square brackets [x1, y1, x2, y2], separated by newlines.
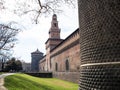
[0, 73, 15, 90]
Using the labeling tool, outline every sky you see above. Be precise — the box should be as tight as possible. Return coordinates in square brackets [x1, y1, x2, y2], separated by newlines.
[0, 0, 79, 63]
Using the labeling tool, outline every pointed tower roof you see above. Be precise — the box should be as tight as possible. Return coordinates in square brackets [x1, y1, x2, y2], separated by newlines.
[48, 14, 61, 39]
[52, 14, 57, 20]
[31, 49, 43, 54]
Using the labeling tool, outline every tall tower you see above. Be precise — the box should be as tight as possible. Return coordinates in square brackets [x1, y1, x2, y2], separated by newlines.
[78, 0, 120, 89]
[45, 14, 63, 71]
[31, 49, 43, 72]
[49, 14, 60, 39]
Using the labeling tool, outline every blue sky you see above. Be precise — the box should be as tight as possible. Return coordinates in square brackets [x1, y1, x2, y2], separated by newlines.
[0, 0, 78, 62]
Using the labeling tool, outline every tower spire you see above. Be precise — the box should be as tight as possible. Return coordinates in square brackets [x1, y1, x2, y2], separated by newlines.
[49, 14, 60, 39]
[45, 14, 63, 71]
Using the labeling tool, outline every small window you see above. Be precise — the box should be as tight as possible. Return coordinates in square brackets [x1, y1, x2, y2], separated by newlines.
[65, 59, 69, 71]
[50, 59, 52, 69]
[55, 63, 58, 71]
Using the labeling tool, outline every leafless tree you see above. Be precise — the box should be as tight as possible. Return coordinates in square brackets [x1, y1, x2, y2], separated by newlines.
[0, 0, 75, 24]
[0, 23, 20, 59]
[29, 0, 75, 23]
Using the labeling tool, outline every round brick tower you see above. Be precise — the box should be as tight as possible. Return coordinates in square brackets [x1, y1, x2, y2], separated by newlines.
[78, 0, 120, 89]
[31, 49, 43, 72]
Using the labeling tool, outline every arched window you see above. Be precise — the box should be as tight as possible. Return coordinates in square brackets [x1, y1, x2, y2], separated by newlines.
[55, 63, 58, 71]
[65, 60, 69, 71]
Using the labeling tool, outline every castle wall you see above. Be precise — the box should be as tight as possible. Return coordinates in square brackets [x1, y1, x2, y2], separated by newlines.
[53, 72, 79, 83]
[50, 29, 80, 83]
[39, 56, 46, 71]
[51, 42, 80, 72]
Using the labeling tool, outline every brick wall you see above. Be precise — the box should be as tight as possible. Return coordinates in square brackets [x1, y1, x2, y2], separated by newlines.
[39, 56, 46, 71]
[51, 43, 80, 72]
[78, 0, 120, 89]
[53, 72, 79, 83]
[50, 29, 80, 83]
[51, 29, 80, 72]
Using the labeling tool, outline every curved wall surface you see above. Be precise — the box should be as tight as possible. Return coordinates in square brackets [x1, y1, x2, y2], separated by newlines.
[78, 0, 120, 89]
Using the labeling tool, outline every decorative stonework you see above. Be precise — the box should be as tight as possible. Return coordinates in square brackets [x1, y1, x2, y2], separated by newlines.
[78, 0, 120, 89]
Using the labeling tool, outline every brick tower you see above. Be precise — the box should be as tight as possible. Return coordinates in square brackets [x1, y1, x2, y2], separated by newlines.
[45, 14, 63, 71]
[31, 49, 43, 72]
[78, 0, 120, 89]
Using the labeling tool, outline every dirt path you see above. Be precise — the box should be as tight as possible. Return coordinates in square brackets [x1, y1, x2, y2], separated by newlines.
[0, 78, 7, 90]
[0, 73, 15, 90]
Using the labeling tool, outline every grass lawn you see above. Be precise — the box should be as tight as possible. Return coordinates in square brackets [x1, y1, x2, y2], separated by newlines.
[0, 72, 5, 75]
[0, 72, 3, 75]
[4, 73, 78, 90]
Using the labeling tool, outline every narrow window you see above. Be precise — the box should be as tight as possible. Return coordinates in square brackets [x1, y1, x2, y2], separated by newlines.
[66, 60, 69, 71]
[55, 63, 58, 71]
[50, 59, 52, 69]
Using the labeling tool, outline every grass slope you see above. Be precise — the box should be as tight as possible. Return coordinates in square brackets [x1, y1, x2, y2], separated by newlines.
[4, 73, 78, 90]
[0, 72, 5, 75]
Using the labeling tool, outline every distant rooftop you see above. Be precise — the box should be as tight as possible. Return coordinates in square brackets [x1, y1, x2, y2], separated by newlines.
[31, 49, 43, 54]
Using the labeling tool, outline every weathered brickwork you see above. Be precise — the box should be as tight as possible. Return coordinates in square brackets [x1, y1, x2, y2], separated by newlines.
[39, 56, 46, 71]
[50, 29, 80, 83]
[45, 39, 62, 50]
[78, 0, 120, 89]
[53, 72, 79, 83]
[51, 29, 80, 72]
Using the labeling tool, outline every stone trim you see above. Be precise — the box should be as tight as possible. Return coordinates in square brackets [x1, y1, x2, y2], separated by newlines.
[50, 28, 79, 52]
[81, 61, 120, 67]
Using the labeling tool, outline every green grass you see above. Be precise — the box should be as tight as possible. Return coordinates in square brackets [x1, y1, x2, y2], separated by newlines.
[4, 73, 78, 90]
[0, 72, 5, 75]
[0, 72, 3, 75]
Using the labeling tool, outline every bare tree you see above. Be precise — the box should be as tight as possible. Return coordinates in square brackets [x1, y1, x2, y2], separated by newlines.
[29, 0, 75, 23]
[0, 0, 75, 24]
[0, 23, 20, 59]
